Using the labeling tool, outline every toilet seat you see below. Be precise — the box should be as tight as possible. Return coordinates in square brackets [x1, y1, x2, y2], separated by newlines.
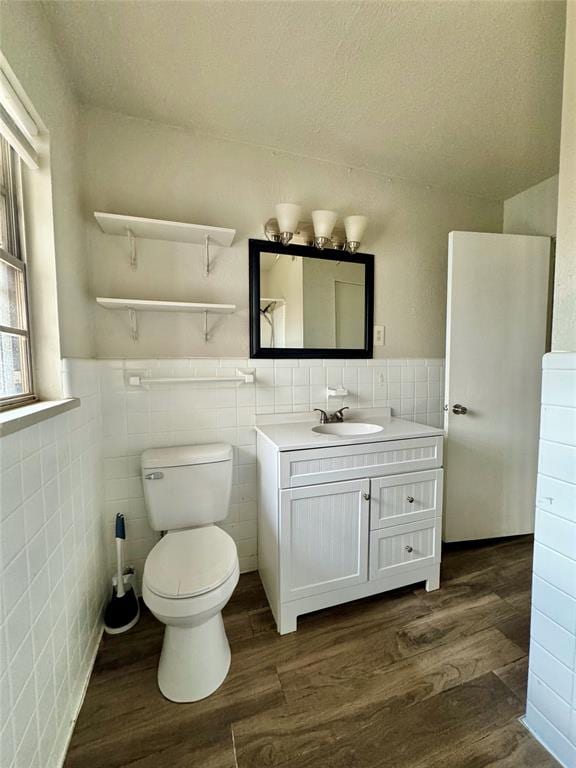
[144, 526, 237, 600]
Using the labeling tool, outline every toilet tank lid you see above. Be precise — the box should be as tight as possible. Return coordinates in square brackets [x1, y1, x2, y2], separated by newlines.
[141, 443, 232, 469]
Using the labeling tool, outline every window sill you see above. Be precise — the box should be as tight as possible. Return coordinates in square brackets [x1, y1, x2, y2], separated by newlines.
[0, 398, 80, 437]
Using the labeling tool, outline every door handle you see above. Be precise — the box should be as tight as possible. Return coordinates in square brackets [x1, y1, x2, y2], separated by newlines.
[452, 404, 468, 415]
[145, 472, 164, 480]
[363, 492, 370, 501]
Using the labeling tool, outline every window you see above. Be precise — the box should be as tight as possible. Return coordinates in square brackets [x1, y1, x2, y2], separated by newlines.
[0, 134, 34, 410]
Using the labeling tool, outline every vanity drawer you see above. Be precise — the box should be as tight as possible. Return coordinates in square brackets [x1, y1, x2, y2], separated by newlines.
[280, 437, 443, 489]
[370, 469, 443, 530]
[369, 520, 441, 581]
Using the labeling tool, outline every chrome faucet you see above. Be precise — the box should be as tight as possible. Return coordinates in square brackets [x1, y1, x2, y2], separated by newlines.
[314, 407, 349, 424]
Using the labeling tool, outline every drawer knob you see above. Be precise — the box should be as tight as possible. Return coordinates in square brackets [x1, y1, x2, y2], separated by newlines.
[406, 496, 415, 503]
[405, 545, 414, 553]
[363, 492, 370, 501]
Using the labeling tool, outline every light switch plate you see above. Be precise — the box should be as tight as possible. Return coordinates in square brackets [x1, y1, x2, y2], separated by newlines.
[374, 325, 385, 346]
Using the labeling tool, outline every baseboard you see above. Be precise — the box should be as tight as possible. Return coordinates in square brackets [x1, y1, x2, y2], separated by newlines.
[519, 714, 572, 768]
[55, 620, 104, 768]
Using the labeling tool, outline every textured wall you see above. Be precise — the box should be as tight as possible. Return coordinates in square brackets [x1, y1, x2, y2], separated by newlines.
[0, 1, 94, 362]
[553, 2, 576, 352]
[503, 176, 559, 237]
[82, 107, 502, 360]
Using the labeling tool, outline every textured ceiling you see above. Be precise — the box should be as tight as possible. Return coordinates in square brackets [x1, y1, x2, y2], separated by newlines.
[43, 0, 566, 200]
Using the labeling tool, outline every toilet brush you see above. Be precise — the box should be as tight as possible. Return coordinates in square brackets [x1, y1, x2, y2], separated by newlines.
[104, 513, 140, 634]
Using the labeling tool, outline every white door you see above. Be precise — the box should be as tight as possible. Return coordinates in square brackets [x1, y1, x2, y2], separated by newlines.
[335, 281, 364, 348]
[280, 478, 369, 600]
[444, 231, 551, 542]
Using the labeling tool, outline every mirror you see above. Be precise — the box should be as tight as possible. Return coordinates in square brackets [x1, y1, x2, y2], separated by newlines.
[249, 239, 374, 358]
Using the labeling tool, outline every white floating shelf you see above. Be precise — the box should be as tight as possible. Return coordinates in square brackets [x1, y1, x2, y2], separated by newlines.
[96, 297, 236, 343]
[94, 212, 236, 273]
[94, 212, 235, 246]
[96, 298, 236, 313]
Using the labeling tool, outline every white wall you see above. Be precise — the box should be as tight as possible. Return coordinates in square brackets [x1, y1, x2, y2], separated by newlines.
[0, 7, 107, 768]
[0, 1, 94, 364]
[97, 355, 445, 588]
[504, 176, 559, 237]
[525, 353, 576, 767]
[83, 107, 502, 360]
[552, 3, 576, 352]
[525, 10, 576, 766]
[0, 360, 106, 768]
[77, 100, 499, 629]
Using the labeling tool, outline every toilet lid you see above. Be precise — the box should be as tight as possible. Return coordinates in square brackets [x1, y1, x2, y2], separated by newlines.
[144, 527, 238, 599]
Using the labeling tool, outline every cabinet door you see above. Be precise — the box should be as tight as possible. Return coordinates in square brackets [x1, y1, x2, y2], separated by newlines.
[370, 470, 443, 530]
[280, 479, 369, 601]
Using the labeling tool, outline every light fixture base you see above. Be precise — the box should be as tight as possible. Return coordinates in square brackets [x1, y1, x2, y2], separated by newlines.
[347, 240, 361, 253]
[264, 228, 281, 243]
[314, 236, 331, 250]
[280, 232, 294, 246]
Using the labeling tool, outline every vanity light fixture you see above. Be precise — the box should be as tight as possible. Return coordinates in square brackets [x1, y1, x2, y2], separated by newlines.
[275, 203, 302, 246]
[344, 215, 368, 253]
[263, 208, 368, 251]
[312, 209, 338, 250]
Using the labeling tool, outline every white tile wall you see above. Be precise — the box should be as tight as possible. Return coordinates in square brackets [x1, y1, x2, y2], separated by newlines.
[0, 360, 107, 768]
[95, 356, 445, 590]
[526, 352, 576, 768]
[1, 355, 444, 766]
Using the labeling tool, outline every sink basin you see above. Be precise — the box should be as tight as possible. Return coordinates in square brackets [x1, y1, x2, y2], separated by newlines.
[312, 422, 384, 437]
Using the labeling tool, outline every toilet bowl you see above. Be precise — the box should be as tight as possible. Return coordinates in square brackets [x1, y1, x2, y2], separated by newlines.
[140, 444, 238, 703]
[143, 527, 239, 702]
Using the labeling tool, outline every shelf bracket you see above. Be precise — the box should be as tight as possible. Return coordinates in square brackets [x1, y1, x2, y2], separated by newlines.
[128, 309, 139, 342]
[204, 234, 210, 277]
[126, 228, 137, 270]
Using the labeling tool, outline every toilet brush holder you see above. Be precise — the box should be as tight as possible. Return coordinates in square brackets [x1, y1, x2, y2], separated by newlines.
[104, 514, 140, 635]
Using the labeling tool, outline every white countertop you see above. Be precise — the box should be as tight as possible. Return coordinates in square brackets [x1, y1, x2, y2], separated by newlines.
[255, 410, 444, 452]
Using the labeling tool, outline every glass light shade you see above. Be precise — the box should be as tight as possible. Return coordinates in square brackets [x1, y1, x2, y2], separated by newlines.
[275, 203, 301, 235]
[312, 210, 338, 239]
[344, 215, 368, 243]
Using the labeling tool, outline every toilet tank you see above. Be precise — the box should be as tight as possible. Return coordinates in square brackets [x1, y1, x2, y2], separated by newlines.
[141, 444, 233, 531]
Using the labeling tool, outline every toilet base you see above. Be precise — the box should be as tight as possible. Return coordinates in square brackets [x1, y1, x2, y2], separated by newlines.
[157, 612, 231, 702]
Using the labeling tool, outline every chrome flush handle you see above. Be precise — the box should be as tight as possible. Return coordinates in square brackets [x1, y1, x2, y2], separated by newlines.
[145, 472, 164, 480]
[452, 404, 468, 415]
[405, 545, 414, 553]
[406, 496, 415, 504]
[363, 492, 370, 501]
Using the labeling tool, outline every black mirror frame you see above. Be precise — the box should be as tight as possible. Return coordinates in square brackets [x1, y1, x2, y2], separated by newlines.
[249, 238, 374, 359]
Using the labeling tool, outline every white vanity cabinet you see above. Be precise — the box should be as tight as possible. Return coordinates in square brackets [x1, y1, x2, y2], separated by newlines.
[256, 415, 444, 634]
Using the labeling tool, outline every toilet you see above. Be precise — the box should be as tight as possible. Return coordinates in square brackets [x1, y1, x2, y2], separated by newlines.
[140, 443, 239, 703]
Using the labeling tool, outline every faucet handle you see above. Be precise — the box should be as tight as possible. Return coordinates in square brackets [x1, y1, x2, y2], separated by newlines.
[314, 408, 329, 424]
[335, 407, 349, 422]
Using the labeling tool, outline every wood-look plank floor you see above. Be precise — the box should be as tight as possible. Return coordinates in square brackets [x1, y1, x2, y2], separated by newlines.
[64, 536, 559, 768]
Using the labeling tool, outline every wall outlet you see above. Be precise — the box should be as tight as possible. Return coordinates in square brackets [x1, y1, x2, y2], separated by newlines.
[374, 325, 385, 346]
